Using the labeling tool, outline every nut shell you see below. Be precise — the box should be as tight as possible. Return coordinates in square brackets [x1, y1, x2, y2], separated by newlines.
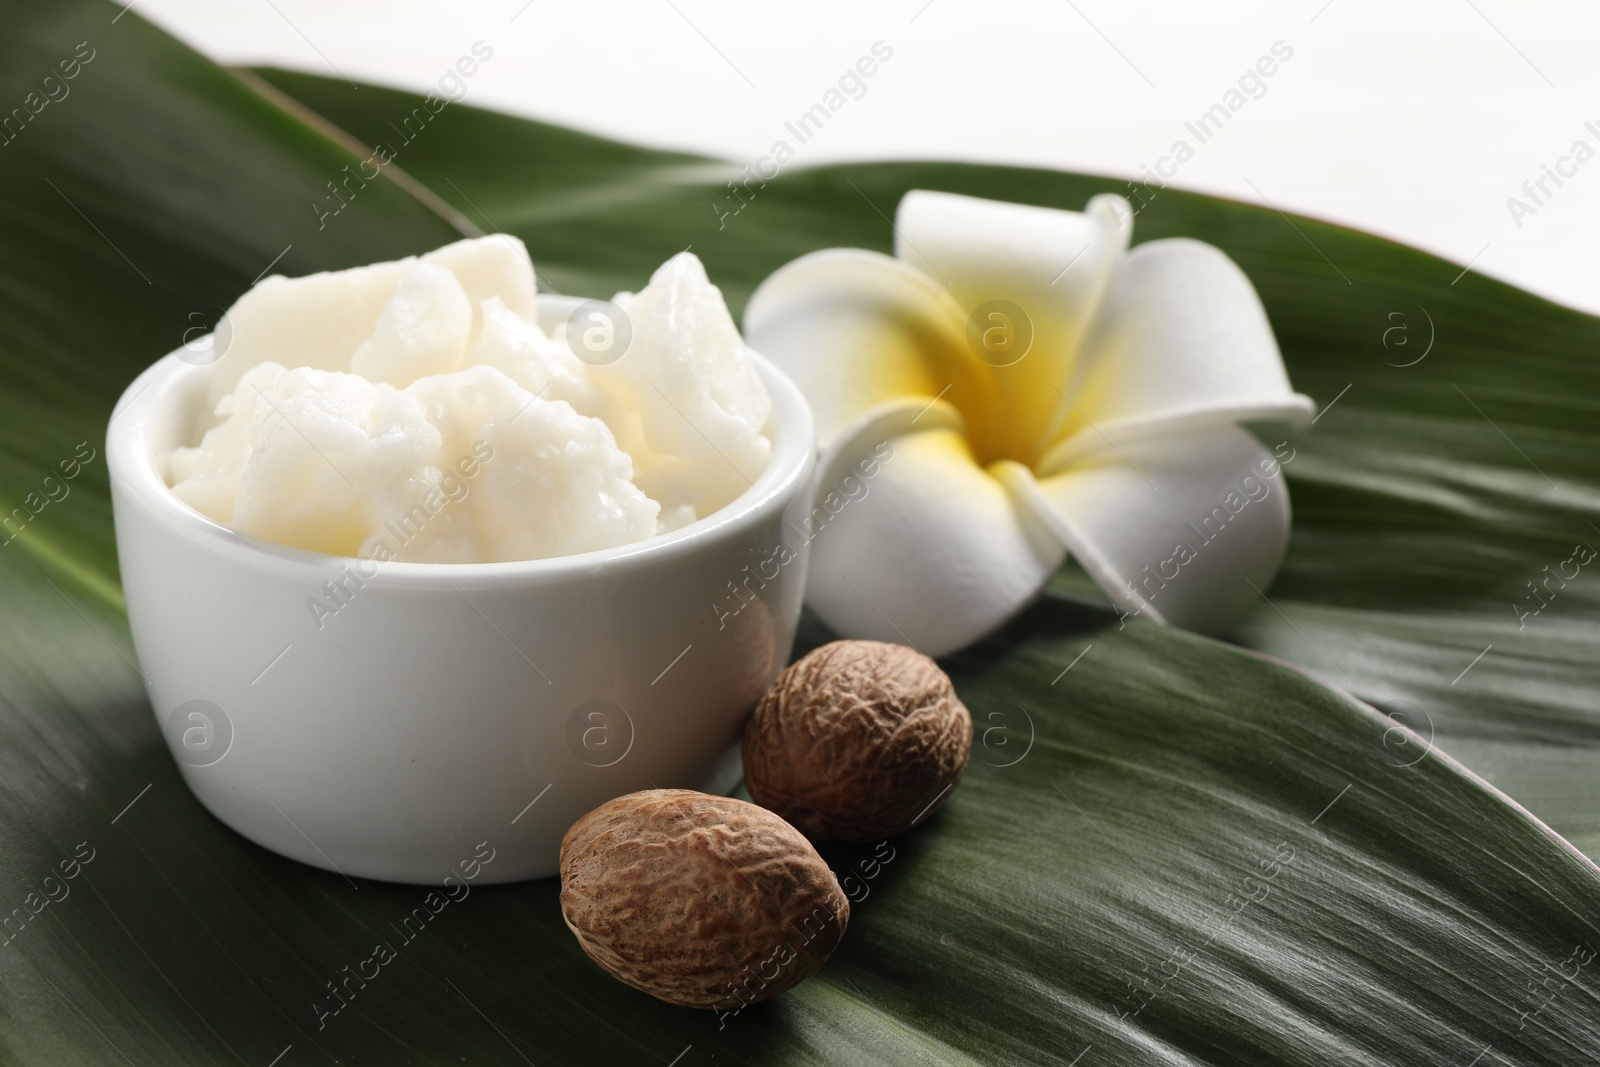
[743, 639, 972, 842]
[559, 789, 849, 1010]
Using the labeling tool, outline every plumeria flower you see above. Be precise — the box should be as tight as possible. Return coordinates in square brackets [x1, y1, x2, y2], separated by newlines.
[744, 190, 1315, 657]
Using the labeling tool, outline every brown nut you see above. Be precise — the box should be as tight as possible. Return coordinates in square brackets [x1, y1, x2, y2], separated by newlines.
[559, 789, 849, 1011]
[742, 639, 972, 843]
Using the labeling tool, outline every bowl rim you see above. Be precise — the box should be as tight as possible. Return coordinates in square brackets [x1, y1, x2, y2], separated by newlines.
[106, 292, 817, 587]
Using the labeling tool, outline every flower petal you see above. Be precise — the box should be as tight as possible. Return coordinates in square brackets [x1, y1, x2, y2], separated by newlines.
[743, 248, 991, 450]
[802, 402, 1065, 658]
[806, 399, 1068, 655]
[1000, 425, 1293, 635]
[1038, 238, 1314, 474]
[894, 190, 1128, 465]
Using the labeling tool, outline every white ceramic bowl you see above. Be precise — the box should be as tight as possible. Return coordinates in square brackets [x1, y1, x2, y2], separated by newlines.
[107, 294, 816, 884]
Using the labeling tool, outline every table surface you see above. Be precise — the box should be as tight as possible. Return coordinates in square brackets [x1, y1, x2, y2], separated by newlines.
[136, 0, 1600, 315]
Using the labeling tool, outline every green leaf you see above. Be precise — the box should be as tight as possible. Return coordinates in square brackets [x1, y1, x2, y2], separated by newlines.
[257, 69, 1600, 863]
[0, 9, 467, 606]
[1, 8, 1598, 1064]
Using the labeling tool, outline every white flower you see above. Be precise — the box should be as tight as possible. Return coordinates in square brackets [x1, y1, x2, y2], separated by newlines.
[744, 190, 1314, 657]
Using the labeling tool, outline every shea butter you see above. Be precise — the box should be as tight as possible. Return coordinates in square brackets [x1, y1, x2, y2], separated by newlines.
[169, 238, 772, 563]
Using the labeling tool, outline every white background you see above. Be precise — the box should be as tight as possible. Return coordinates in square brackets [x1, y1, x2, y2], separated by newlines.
[136, 0, 1600, 314]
